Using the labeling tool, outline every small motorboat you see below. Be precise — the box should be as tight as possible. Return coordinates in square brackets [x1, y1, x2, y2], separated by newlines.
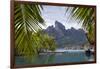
[85, 49, 92, 57]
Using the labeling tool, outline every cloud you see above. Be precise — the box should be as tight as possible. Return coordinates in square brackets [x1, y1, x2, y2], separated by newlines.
[41, 5, 82, 29]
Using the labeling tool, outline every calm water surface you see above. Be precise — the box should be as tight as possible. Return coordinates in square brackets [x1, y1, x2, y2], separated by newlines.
[15, 51, 94, 65]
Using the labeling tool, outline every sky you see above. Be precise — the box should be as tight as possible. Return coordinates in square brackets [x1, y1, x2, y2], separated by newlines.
[41, 5, 82, 29]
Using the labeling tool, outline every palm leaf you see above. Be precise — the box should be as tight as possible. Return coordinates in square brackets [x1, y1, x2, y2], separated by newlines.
[66, 7, 95, 44]
[14, 3, 45, 56]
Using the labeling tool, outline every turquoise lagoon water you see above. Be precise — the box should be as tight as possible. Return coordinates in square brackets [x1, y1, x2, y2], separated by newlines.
[15, 50, 94, 65]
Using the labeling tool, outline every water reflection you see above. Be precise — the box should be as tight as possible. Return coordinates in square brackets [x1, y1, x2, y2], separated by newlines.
[16, 51, 94, 65]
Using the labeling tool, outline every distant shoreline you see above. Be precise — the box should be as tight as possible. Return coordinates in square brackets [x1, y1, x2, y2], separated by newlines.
[42, 49, 85, 53]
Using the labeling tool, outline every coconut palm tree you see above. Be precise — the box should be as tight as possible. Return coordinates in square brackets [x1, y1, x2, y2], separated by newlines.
[15, 3, 56, 57]
[67, 7, 96, 45]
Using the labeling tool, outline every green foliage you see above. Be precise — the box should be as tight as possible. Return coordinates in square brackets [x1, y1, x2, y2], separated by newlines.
[67, 7, 95, 44]
[32, 30, 56, 53]
[14, 3, 56, 57]
[86, 23, 95, 44]
[71, 7, 95, 28]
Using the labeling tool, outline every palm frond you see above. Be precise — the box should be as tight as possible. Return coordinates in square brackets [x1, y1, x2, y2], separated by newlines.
[14, 3, 45, 56]
[15, 3, 56, 57]
[66, 7, 95, 44]
[71, 7, 95, 28]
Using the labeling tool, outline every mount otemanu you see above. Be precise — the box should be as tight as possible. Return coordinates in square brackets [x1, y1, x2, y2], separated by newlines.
[44, 21, 89, 48]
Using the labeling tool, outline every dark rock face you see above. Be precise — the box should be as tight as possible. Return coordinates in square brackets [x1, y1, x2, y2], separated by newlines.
[55, 21, 67, 37]
[44, 21, 88, 48]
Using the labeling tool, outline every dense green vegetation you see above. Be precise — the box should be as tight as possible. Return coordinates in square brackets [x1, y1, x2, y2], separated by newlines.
[15, 3, 56, 57]
[32, 30, 56, 53]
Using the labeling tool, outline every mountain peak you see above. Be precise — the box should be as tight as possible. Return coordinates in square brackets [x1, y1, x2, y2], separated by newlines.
[55, 20, 65, 30]
[71, 27, 75, 29]
[47, 25, 54, 29]
[44, 21, 88, 47]
[70, 27, 76, 31]
[55, 21, 64, 26]
[55, 21, 61, 24]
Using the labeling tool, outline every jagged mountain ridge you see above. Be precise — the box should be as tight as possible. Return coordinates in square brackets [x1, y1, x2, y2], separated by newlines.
[44, 21, 88, 48]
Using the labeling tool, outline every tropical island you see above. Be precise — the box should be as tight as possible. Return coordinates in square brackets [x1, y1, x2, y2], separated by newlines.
[14, 2, 95, 65]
